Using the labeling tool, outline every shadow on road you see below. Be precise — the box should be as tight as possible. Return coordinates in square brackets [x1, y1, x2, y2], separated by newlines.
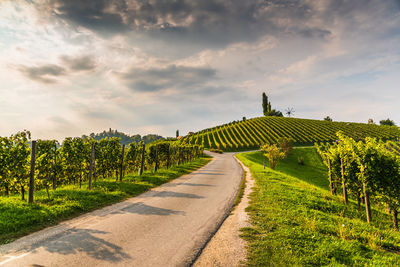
[145, 190, 205, 199]
[118, 202, 186, 216]
[30, 228, 131, 263]
[194, 172, 224, 176]
[161, 183, 214, 187]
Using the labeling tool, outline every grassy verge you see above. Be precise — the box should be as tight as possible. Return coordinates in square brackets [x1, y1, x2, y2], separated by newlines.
[0, 156, 211, 245]
[237, 148, 400, 266]
[232, 165, 246, 209]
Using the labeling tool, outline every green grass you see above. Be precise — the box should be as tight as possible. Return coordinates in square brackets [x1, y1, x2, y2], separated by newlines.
[0, 156, 211, 245]
[232, 166, 246, 209]
[237, 148, 400, 266]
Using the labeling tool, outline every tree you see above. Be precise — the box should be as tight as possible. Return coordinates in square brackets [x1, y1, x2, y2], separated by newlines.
[267, 110, 283, 117]
[260, 143, 285, 169]
[262, 92, 283, 117]
[262, 92, 269, 115]
[368, 118, 375, 124]
[324, 116, 332, 122]
[380, 118, 396, 126]
[277, 137, 293, 156]
[176, 130, 179, 138]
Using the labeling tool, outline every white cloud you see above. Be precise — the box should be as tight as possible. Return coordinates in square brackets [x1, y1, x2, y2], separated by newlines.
[1, 0, 400, 139]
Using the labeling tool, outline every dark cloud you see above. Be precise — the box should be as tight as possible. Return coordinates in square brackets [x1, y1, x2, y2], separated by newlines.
[37, 0, 331, 55]
[17, 54, 97, 84]
[18, 64, 66, 84]
[60, 55, 97, 71]
[45, 0, 129, 36]
[116, 64, 217, 92]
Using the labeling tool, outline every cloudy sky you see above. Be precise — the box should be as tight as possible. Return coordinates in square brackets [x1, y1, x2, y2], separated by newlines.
[1, 0, 400, 140]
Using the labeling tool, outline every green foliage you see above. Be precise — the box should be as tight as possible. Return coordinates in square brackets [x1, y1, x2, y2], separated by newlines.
[0, 131, 203, 201]
[262, 92, 283, 117]
[180, 116, 400, 151]
[36, 140, 58, 197]
[237, 149, 400, 266]
[264, 109, 283, 117]
[209, 148, 223, 154]
[83, 128, 164, 145]
[260, 143, 285, 169]
[0, 156, 210, 244]
[262, 92, 269, 115]
[315, 133, 400, 229]
[277, 137, 294, 155]
[380, 118, 396, 126]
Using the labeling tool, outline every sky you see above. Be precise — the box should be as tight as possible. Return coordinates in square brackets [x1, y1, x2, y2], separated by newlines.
[1, 0, 400, 140]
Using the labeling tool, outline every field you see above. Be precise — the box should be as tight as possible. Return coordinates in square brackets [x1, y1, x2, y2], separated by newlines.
[237, 148, 400, 266]
[180, 116, 400, 150]
[0, 156, 211, 245]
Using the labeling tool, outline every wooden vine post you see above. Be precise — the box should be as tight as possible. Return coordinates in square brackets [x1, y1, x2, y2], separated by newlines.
[166, 147, 170, 169]
[28, 140, 37, 204]
[53, 142, 57, 190]
[140, 143, 145, 176]
[341, 157, 348, 204]
[88, 143, 95, 190]
[263, 154, 266, 169]
[155, 146, 159, 172]
[361, 166, 372, 223]
[119, 144, 125, 181]
[328, 158, 333, 195]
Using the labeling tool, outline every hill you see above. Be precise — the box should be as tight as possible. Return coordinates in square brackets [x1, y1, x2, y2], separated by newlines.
[82, 128, 164, 145]
[180, 116, 400, 150]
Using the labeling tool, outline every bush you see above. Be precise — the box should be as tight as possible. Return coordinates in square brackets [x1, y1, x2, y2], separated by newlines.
[297, 156, 305, 165]
[209, 148, 223, 154]
[278, 137, 294, 155]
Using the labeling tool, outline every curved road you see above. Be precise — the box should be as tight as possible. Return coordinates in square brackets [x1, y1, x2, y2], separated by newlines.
[0, 152, 242, 267]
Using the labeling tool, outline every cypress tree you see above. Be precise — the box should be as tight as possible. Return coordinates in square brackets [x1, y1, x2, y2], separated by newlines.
[262, 92, 268, 115]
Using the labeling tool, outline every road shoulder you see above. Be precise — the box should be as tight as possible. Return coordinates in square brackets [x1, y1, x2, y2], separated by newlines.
[194, 155, 254, 267]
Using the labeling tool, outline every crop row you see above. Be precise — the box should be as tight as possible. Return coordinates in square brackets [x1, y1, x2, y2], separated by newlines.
[0, 130, 203, 201]
[180, 116, 400, 150]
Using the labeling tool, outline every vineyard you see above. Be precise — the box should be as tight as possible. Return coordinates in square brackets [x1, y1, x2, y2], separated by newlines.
[315, 133, 400, 229]
[0, 130, 203, 201]
[180, 116, 400, 150]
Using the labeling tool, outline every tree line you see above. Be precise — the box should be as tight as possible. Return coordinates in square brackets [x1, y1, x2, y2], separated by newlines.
[82, 128, 164, 146]
[0, 130, 203, 202]
[315, 132, 400, 230]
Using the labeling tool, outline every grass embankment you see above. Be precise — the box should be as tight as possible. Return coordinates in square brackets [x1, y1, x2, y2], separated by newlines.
[237, 148, 400, 266]
[0, 156, 211, 245]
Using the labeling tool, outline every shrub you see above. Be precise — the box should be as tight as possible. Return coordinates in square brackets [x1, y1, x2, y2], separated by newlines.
[278, 137, 294, 155]
[209, 148, 223, 154]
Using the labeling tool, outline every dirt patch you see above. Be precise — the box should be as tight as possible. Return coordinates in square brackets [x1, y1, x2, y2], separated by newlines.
[194, 156, 254, 267]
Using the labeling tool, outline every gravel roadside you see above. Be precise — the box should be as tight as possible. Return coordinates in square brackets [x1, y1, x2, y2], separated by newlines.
[194, 155, 254, 267]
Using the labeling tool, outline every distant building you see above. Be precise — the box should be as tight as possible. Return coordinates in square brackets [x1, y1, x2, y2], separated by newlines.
[177, 136, 184, 140]
[188, 132, 194, 135]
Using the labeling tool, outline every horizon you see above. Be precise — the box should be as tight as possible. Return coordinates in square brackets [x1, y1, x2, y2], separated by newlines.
[1, 0, 400, 140]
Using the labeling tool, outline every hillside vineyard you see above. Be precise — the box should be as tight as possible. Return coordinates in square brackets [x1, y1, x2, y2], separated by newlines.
[180, 117, 400, 150]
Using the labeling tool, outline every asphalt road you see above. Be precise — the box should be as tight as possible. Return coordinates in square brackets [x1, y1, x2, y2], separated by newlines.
[0, 151, 242, 267]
